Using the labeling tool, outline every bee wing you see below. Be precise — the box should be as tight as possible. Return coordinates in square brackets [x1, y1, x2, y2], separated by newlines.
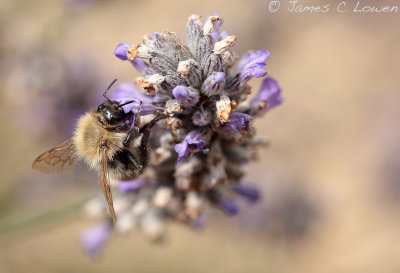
[99, 145, 117, 223]
[32, 139, 77, 174]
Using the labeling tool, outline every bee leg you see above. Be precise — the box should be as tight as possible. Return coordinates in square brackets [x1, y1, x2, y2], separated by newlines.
[133, 101, 142, 129]
[134, 115, 160, 168]
[127, 152, 143, 170]
[123, 127, 140, 146]
[138, 115, 158, 148]
[123, 101, 143, 146]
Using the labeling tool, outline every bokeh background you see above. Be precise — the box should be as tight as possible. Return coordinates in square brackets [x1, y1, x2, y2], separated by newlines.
[1, 0, 400, 272]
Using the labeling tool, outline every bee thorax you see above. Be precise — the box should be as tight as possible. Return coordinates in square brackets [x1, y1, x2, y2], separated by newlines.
[73, 113, 127, 168]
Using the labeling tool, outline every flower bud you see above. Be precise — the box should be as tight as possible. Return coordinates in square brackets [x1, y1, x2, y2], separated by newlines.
[172, 85, 199, 107]
[177, 59, 202, 87]
[216, 95, 237, 123]
[114, 43, 131, 60]
[192, 109, 212, 126]
[201, 53, 223, 78]
[203, 15, 222, 36]
[201, 72, 225, 96]
[214, 35, 236, 54]
[164, 99, 183, 116]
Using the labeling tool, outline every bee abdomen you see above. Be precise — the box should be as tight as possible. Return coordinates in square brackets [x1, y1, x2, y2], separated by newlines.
[108, 150, 146, 181]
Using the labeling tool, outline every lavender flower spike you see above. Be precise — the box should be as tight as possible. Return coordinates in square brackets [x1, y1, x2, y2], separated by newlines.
[80, 14, 282, 251]
[238, 50, 270, 82]
[175, 131, 206, 163]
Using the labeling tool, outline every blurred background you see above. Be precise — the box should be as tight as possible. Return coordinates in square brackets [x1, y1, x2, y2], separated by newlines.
[1, 0, 400, 272]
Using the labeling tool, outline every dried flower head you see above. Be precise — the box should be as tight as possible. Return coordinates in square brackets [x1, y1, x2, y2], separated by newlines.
[81, 14, 283, 255]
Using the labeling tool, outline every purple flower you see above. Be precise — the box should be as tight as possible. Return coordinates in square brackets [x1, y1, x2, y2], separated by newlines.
[130, 58, 147, 73]
[114, 43, 147, 73]
[201, 72, 225, 96]
[251, 77, 283, 114]
[234, 184, 260, 203]
[80, 222, 112, 257]
[172, 85, 199, 107]
[77, 14, 283, 248]
[208, 13, 223, 42]
[237, 51, 251, 72]
[111, 83, 156, 115]
[219, 199, 239, 215]
[172, 85, 189, 100]
[224, 112, 253, 135]
[238, 50, 270, 82]
[152, 32, 162, 41]
[214, 72, 225, 83]
[117, 178, 147, 193]
[114, 43, 131, 61]
[175, 131, 206, 163]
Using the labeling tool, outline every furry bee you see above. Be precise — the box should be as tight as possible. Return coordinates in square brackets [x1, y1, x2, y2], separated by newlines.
[32, 79, 159, 222]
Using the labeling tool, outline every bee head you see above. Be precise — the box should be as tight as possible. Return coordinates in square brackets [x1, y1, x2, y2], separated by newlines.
[97, 101, 126, 125]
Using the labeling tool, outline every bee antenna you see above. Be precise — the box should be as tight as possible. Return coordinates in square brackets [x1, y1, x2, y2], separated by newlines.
[119, 100, 137, 107]
[103, 79, 118, 102]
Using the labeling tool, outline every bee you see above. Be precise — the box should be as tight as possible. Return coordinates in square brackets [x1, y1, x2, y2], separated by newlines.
[32, 79, 160, 222]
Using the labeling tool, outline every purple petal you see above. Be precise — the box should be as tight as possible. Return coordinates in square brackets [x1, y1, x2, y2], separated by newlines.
[213, 72, 225, 83]
[117, 178, 147, 193]
[123, 101, 156, 115]
[175, 142, 189, 163]
[112, 83, 152, 103]
[225, 112, 253, 135]
[172, 85, 189, 100]
[219, 199, 239, 215]
[248, 65, 267, 78]
[131, 58, 147, 73]
[186, 131, 206, 151]
[234, 184, 260, 203]
[173, 86, 200, 107]
[248, 50, 270, 63]
[208, 13, 223, 42]
[111, 83, 155, 115]
[237, 51, 251, 72]
[152, 32, 162, 40]
[238, 50, 270, 82]
[251, 77, 283, 112]
[114, 43, 131, 61]
[174, 131, 206, 163]
[186, 131, 203, 144]
[80, 222, 111, 257]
